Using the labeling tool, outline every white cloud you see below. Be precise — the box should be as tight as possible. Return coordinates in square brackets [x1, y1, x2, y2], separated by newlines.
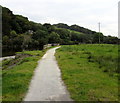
[0, 0, 119, 37]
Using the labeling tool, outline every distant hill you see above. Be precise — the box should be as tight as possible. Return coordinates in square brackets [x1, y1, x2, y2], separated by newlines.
[54, 23, 96, 34]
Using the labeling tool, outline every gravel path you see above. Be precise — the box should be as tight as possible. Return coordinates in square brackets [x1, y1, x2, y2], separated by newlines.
[24, 47, 72, 101]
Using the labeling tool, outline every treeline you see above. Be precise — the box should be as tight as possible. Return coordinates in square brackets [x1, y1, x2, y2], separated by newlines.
[54, 23, 119, 44]
[2, 6, 119, 53]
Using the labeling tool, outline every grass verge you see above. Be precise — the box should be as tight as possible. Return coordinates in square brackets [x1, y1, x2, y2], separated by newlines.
[55, 44, 118, 101]
[2, 50, 46, 102]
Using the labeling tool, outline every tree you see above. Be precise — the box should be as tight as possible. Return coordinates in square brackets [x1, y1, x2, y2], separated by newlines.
[43, 23, 55, 33]
[54, 28, 71, 44]
[22, 34, 32, 50]
[10, 30, 17, 38]
[48, 32, 60, 43]
[2, 36, 9, 46]
[103, 36, 118, 44]
[30, 22, 46, 32]
[93, 33, 104, 43]
[32, 30, 48, 49]
[2, 7, 13, 36]
[13, 34, 24, 50]
[54, 23, 69, 29]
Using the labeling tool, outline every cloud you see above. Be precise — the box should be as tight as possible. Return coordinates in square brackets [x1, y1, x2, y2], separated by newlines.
[0, 0, 119, 37]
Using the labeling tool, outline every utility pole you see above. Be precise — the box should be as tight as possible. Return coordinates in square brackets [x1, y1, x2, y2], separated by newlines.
[98, 22, 101, 44]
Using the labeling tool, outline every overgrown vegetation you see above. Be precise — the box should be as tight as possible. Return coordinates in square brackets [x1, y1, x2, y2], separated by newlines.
[55, 44, 118, 101]
[2, 50, 46, 102]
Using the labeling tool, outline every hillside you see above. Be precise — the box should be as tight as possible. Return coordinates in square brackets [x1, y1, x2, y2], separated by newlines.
[2, 6, 119, 56]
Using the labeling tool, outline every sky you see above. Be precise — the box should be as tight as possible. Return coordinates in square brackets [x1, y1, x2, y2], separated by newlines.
[0, 0, 119, 37]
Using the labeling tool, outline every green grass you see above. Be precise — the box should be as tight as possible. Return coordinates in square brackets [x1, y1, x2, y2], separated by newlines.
[16, 50, 45, 56]
[55, 44, 118, 101]
[2, 50, 46, 102]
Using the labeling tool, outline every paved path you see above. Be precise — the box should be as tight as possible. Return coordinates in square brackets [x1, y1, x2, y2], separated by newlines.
[24, 47, 72, 101]
[0, 56, 15, 62]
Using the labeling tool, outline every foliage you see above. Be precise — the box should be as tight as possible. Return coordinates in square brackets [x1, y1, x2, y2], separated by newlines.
[48, 32, 61, 43]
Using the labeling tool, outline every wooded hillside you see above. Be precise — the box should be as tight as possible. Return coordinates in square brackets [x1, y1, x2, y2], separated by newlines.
[2, 6, 119, 53]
